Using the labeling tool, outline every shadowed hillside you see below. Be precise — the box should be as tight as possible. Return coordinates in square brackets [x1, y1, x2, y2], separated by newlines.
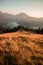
[0, 31, 43, 65]
[0, 24, 43, 34]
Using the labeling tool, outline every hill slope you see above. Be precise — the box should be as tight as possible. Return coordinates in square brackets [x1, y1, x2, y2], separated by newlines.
[0, 31, 43, 65]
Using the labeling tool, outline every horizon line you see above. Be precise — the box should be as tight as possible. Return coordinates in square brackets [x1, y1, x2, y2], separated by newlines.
[0, 10, 43, 18]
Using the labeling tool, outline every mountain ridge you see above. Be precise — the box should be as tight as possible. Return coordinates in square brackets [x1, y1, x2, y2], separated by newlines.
[0, 11, 43, 28]
[0, 11, 43, 19]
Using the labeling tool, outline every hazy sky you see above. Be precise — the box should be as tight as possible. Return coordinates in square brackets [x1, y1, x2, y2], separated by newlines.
[0, 0, 43, 17]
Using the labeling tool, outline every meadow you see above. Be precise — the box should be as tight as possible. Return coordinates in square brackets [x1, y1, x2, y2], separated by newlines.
[0, 31, 43, 65]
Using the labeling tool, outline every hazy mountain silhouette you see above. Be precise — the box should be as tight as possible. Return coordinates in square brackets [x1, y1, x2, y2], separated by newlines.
[0, 11, 43, 28]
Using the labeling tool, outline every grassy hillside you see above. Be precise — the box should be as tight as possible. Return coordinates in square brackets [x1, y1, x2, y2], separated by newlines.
[0, 31, 43, 65]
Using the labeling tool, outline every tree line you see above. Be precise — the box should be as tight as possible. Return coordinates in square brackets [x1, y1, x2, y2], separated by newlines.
[0, 24, 43, 34]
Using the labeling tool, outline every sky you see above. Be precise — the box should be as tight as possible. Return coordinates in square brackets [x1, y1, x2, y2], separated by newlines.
[0, 0, 43, 18]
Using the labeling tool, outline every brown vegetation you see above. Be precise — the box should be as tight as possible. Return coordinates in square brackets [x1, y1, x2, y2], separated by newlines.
[0, 31, 43, 65]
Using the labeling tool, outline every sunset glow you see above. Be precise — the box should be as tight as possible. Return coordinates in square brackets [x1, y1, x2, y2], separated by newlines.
[0, 0, 43, 18]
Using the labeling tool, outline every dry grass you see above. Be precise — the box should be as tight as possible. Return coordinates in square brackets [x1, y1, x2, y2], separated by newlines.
[0, 31, 43, 65]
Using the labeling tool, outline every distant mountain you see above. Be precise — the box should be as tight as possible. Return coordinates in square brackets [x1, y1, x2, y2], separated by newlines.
[16, 13, 31, 18]
[0, 11, 43, 28]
